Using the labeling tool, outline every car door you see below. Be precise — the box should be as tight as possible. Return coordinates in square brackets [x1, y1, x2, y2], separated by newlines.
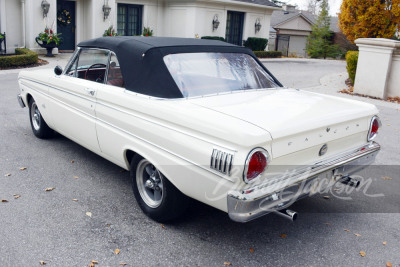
[47, 48, 110, 153]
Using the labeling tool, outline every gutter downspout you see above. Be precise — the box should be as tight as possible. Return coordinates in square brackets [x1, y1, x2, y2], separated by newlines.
[20, 0, 26, 48]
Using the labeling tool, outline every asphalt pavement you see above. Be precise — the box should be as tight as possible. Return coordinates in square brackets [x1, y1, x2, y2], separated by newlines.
[0, 56, 399, 266]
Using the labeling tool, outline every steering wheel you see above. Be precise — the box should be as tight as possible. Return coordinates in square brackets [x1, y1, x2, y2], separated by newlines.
[85, 63, 107, 82]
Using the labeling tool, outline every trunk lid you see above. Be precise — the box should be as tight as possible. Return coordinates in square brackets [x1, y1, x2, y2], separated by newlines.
[189, 89, 378, 157]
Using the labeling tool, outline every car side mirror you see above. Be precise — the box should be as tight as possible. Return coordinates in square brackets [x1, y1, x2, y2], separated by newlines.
[54, 65, 63, 76]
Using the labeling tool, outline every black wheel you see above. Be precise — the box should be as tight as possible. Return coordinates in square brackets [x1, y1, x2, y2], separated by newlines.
[28, 98, 53, 139]
[130, 155, 188, 222]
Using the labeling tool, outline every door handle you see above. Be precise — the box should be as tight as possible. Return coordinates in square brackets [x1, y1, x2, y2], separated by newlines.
[85, 88, 95, 96]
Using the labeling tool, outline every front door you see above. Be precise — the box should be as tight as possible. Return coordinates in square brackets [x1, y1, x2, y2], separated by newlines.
[225, 11, 244, 46]
[57, 0, 76, 51]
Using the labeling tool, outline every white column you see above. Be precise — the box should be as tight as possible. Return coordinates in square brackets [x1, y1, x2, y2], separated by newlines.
[354, 38, 400, 99]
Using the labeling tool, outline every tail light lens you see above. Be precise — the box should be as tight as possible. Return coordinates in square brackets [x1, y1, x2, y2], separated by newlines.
[368, 116, 381, 141]
[243, 148, 269, 183]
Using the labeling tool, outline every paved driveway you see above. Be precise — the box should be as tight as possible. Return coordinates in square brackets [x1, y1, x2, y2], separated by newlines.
[1, 59, 399, 266]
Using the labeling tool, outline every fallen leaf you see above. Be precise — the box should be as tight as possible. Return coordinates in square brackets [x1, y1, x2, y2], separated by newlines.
[360, 251, 366, 257]
[381, 176, 392, 180]
[89, 264, 94, 267]
[223, 262, 232, 266]
[323, 195, 330, 199]
[333, 188, 340, 192]
[86, 212, 92, 217]
[114, 248, 120, 255]
[39, 260, 46, 265]
[280, 234, 287, 238]
[387, 262, 392, 267]
[72, 199, 78, 202]
[73, 176, 79, 179]
[387, 124, 391, 126]
[1, 199, 8, 203]
[120, 264, 127, 266]
[13, 194, 21, 199]
[344, 229, 351, 232]
[44, 187, 55, 191]
[324, 222, 331, 226]
[71, 160, 75, 163]
[354, 233, 361, 237]
[161, 224, 166, 229]
[106, 224, 111, 227]
[383, 241, 387, 245]
[19, 167, 27, 171]
[91, 260, 98, 264]
[4, 173, 11, 177]
[249, 248, 254, 253]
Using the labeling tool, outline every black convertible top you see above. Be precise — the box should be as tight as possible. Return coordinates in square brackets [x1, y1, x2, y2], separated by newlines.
[78, 37, 278, 98]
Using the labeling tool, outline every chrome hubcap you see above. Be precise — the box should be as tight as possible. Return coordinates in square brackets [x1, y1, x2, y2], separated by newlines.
[30, 102, 41, 131]
[136, 159, 164, 208]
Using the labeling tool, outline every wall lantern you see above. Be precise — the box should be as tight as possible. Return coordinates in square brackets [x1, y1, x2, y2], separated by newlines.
[255, 18, 262, 33]
[212, 15, 220, 31]
[103, 0, 111, 21]
[41, 0, 50, 18]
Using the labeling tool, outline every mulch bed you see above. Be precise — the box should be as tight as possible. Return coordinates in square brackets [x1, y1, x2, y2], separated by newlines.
[0, 58, 48, 70]
[340, 78, 400, 104]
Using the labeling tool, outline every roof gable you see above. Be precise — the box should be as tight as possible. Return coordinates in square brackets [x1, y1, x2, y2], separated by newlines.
[274, 14, 313, 31]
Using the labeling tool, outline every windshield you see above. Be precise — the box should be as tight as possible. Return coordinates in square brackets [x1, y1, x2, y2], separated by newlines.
[163, 53, 280, 97]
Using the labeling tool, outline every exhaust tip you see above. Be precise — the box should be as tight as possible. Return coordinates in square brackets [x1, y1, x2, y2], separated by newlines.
[340, 176, 360, 188]
[275, 209, 298, 221]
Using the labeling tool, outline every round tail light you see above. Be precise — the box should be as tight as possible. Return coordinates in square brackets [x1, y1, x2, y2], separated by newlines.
[368, 116, 381, 141]
[244, 148, 269, 183]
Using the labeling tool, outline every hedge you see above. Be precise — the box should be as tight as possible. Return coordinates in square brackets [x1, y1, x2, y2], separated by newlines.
[254, 51, 282, 58]
[243, 37, 268, 51]
[0, 48, 38, 68]
[346, 51, 359, 84]
[201, 36, 225, 41]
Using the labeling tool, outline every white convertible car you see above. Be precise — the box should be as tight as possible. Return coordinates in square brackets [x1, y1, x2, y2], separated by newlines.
[17, 37, 381, 222]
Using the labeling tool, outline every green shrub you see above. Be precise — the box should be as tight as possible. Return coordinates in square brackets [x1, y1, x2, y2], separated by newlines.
[253, 51, 282, 58]
[346, 51, 359, 84]
[243, 37, 268, 51]
[0, 48, 38, 68]
[201, 36, 225, 41]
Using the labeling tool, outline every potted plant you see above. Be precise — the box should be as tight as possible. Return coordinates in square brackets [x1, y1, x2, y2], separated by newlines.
[143, 27, 153, 37]
[103, 26, 118, 37]
[35, 27, 62, 57]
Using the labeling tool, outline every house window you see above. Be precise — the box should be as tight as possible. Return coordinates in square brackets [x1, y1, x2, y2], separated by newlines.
[225, 11, 244, 46]
[117, 4, 143, 36]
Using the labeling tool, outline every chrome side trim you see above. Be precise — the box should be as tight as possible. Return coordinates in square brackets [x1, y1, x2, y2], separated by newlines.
[96, 99, 238, 152]
[210, 149, 234, 176]
[19, 78, 235, 182]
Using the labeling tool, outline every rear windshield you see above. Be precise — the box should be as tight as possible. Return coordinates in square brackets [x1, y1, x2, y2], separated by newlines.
[163, 53, 279, 97]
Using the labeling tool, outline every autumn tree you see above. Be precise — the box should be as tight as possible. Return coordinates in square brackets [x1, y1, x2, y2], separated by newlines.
[339, 0, 400, 43]
[306, 0, 339, 58]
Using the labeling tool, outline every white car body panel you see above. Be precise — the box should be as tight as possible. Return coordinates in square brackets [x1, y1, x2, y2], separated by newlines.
[17, 53, 380, 217]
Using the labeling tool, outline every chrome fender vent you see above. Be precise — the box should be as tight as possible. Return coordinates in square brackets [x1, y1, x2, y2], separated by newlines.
[210, 149, 234, 175]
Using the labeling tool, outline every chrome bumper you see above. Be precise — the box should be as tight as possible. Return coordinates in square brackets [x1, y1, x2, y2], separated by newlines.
[17, 94, 25, 108]
[227, 142, 380, 223]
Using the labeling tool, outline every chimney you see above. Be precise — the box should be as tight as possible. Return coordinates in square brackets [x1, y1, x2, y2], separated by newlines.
[282, 5, 296, 12]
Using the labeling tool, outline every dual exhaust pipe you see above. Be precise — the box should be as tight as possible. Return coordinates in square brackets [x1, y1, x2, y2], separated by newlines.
[275, 176, 360, 222]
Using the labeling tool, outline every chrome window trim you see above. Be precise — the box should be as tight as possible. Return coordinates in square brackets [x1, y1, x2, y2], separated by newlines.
[243, 147, 270, 184]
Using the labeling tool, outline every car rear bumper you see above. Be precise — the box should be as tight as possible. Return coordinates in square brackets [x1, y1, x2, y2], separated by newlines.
[227, 142, 381, 223]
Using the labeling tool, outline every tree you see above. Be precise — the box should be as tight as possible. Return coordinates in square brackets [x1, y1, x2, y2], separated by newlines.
[306, 0, 320, 15]
[306, 0, 339, 58]
[339, 0, 400, 43]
